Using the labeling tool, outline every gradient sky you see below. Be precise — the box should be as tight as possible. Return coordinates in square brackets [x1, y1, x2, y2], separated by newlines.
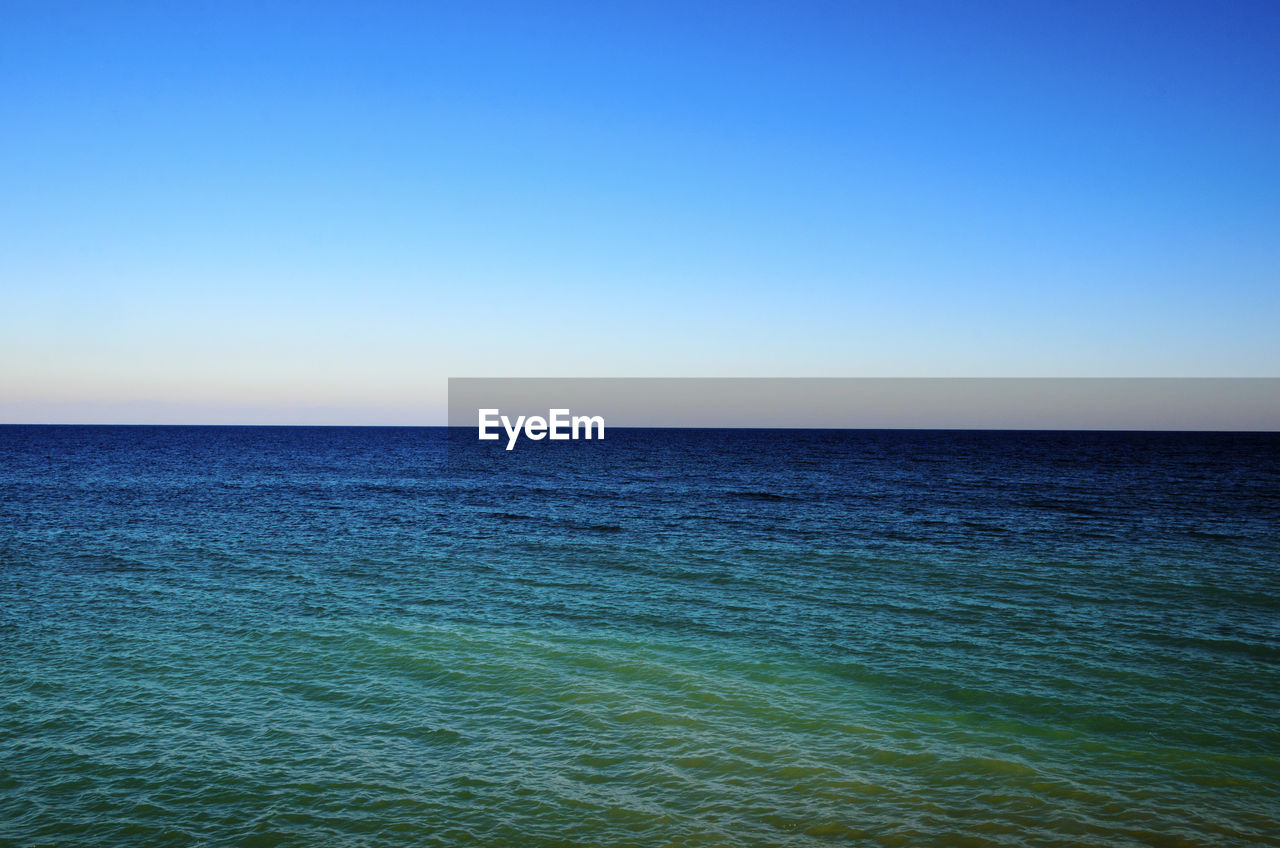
[2, 1, 1278, 423]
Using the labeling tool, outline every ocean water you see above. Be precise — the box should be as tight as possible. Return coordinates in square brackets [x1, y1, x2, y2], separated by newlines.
[2, 425, 1279, 847]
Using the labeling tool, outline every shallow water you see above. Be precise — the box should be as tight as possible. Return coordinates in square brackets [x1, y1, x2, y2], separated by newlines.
[2, 426, 1278, 846]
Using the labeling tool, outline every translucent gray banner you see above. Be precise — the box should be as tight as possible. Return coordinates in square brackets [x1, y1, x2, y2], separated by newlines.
[448, 378, 1280, 433]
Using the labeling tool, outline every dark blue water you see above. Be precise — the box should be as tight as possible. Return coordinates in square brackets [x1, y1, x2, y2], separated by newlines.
[2, 426, 1279, 846]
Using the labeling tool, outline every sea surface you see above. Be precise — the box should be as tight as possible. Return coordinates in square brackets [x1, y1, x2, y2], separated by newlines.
[2, 425, 1279, 847]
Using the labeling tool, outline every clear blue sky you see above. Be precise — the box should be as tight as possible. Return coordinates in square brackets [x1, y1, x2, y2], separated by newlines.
[2, 0, 1277, 423]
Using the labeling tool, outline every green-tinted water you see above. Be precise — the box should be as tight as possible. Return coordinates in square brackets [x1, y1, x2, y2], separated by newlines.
[7, 618, 1277, 846]
[2, 427, 1278, 845]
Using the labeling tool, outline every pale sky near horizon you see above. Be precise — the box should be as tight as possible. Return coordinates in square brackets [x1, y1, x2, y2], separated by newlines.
[2, 1, 1278, 424]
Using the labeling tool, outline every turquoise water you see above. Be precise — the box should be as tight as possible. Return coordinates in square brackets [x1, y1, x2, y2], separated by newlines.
[2, 426, 1279, 846]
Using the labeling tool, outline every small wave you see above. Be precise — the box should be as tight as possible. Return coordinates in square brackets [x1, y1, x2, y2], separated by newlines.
[1186, 529, 1237, 541]
[569, 522, 623, 533]
[726, 490, 801, 502]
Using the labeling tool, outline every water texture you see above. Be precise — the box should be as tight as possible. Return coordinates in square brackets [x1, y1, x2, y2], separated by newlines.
[2, 426, 1278, 846]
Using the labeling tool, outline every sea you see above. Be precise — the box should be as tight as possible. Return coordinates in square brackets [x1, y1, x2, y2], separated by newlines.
[1, 425, 1278, 847]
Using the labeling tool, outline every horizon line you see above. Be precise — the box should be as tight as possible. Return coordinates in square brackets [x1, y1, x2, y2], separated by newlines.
[4, 422, 1279, 434]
